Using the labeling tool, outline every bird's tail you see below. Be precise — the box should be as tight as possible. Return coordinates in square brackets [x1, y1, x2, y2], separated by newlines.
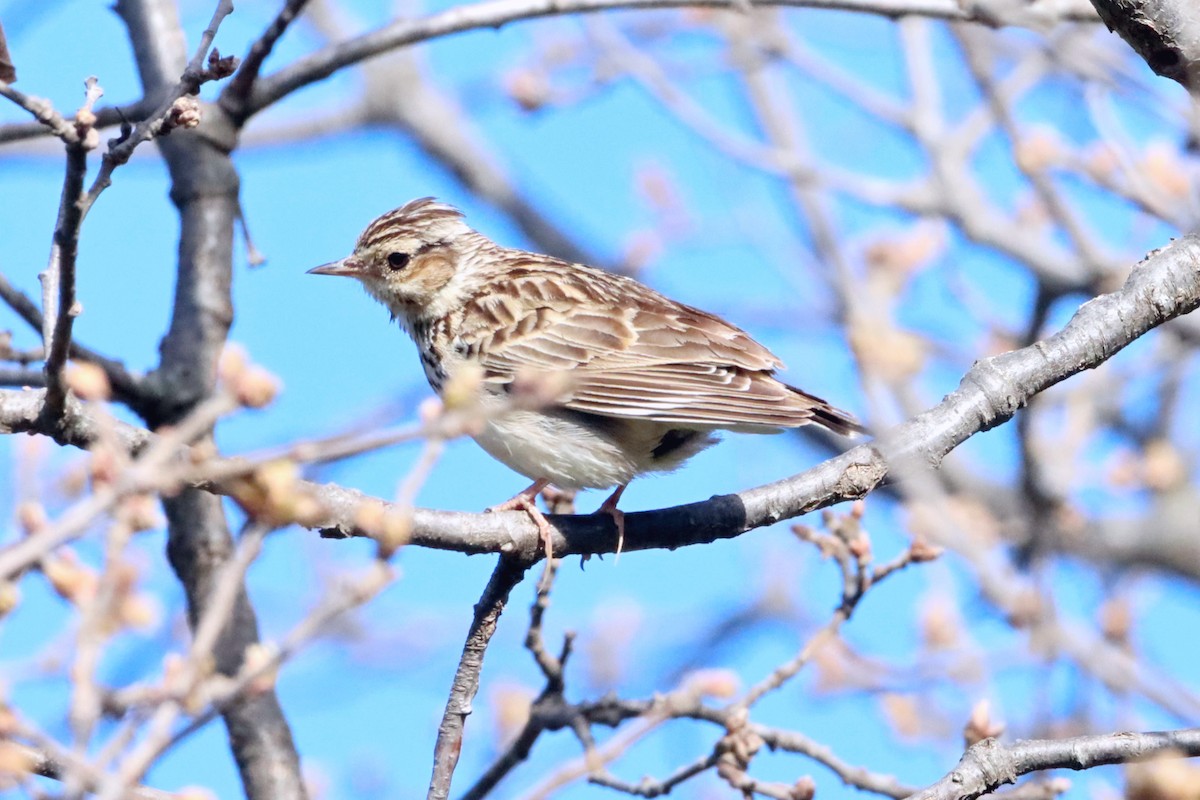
[788, 385, 868, 438]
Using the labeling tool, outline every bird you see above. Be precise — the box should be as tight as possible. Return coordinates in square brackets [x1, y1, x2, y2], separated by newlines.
[309, 197, 863, 558]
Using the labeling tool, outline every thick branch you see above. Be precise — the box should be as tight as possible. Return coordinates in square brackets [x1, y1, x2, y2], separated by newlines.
[910, 729, 1200, 800]
[1090, 0, 1200, 89]
[112, 1, 305, 798]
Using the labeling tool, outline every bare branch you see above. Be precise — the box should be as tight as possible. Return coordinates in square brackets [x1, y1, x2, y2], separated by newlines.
[221, 0, 315, 122]
[84, 0, 239, 214]
[1090, 0, 1200, 89]
[428, 556, 531, 800]
[0, 97, 158, 145]
[247, 0, 1098, 116]
[40, 77, 103, 419]
[0, 81, 77, 141]
[0, 367, 44, 387]
[732, 513, 931, 711]
[0, 738, 176, 800]
[911, 729, 1200, 800]
[160, 560, 394, 757]
[456, 555, 569, 799]
[0, 392, 237, 581]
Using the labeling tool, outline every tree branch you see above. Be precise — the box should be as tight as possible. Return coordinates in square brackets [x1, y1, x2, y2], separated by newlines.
[162, 490, 307, 800]
[1089, 0, 1200, 90]
[0, 738, 176, 800]
[246, 0, 1098, 116]
[110, 1, 305, 797]
[910, 729, 1200, 800]
[428, 556, 530, 800]
[0, 97, 158, 145]
[221, 0, 314, 124]
[38, 78, 103, 419]
[84, 0, 238, 216]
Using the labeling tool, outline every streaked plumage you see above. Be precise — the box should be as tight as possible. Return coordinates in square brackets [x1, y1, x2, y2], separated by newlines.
[310, 197, 862, 511]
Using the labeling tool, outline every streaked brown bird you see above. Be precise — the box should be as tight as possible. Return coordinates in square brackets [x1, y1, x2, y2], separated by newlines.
[310, 198, 863, 554]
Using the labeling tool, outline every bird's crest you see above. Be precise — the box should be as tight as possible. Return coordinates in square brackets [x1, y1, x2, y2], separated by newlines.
[355, 197, 468, 251]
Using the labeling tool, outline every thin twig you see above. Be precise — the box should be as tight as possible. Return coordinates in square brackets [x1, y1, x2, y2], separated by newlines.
[67, 517, 137, 764]
[458, 556, 569, 799]
[456, 554, 564, 800]
[40, 76, 103, 419]
[428, 556, 531, 800]
[221, 0, 314, 122]
[0, 81, 77, 140]
[733, 510, 926, 711]
[0, 96, 158, 145]
[80, 0, 238, 216]
[588, 753, 719, 797]
[954, 25, 1112, 273]
[0, 734, 176, 800]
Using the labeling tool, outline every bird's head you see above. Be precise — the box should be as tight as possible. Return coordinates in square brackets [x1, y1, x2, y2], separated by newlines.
[309, 197, 476, 324]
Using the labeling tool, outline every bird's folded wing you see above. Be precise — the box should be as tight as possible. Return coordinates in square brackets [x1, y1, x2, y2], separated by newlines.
[473, 307, 834, 430]
[473, 305, 782, 371]
[565, 364, 836, 430]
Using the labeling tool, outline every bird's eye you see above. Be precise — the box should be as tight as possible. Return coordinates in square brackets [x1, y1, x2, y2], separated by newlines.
[387, 252, 410, 270]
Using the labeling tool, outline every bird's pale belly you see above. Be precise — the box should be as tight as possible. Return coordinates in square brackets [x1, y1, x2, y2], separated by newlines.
[471, 408, 717, 490]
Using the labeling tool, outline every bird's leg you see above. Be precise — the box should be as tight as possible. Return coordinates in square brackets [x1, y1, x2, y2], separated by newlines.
[596, 484, 628, 558]
[489, 478, 554, 563]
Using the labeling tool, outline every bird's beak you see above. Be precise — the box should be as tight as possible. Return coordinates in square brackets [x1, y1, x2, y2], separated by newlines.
[307, 257, 365, 277]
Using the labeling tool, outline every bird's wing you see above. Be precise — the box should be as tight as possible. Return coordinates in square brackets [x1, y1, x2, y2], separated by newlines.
[463, 278, 854, 433]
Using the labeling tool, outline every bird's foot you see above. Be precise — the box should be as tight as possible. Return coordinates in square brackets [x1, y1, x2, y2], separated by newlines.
[489, 479, 555, 566]
[596, 484, 628, 559]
